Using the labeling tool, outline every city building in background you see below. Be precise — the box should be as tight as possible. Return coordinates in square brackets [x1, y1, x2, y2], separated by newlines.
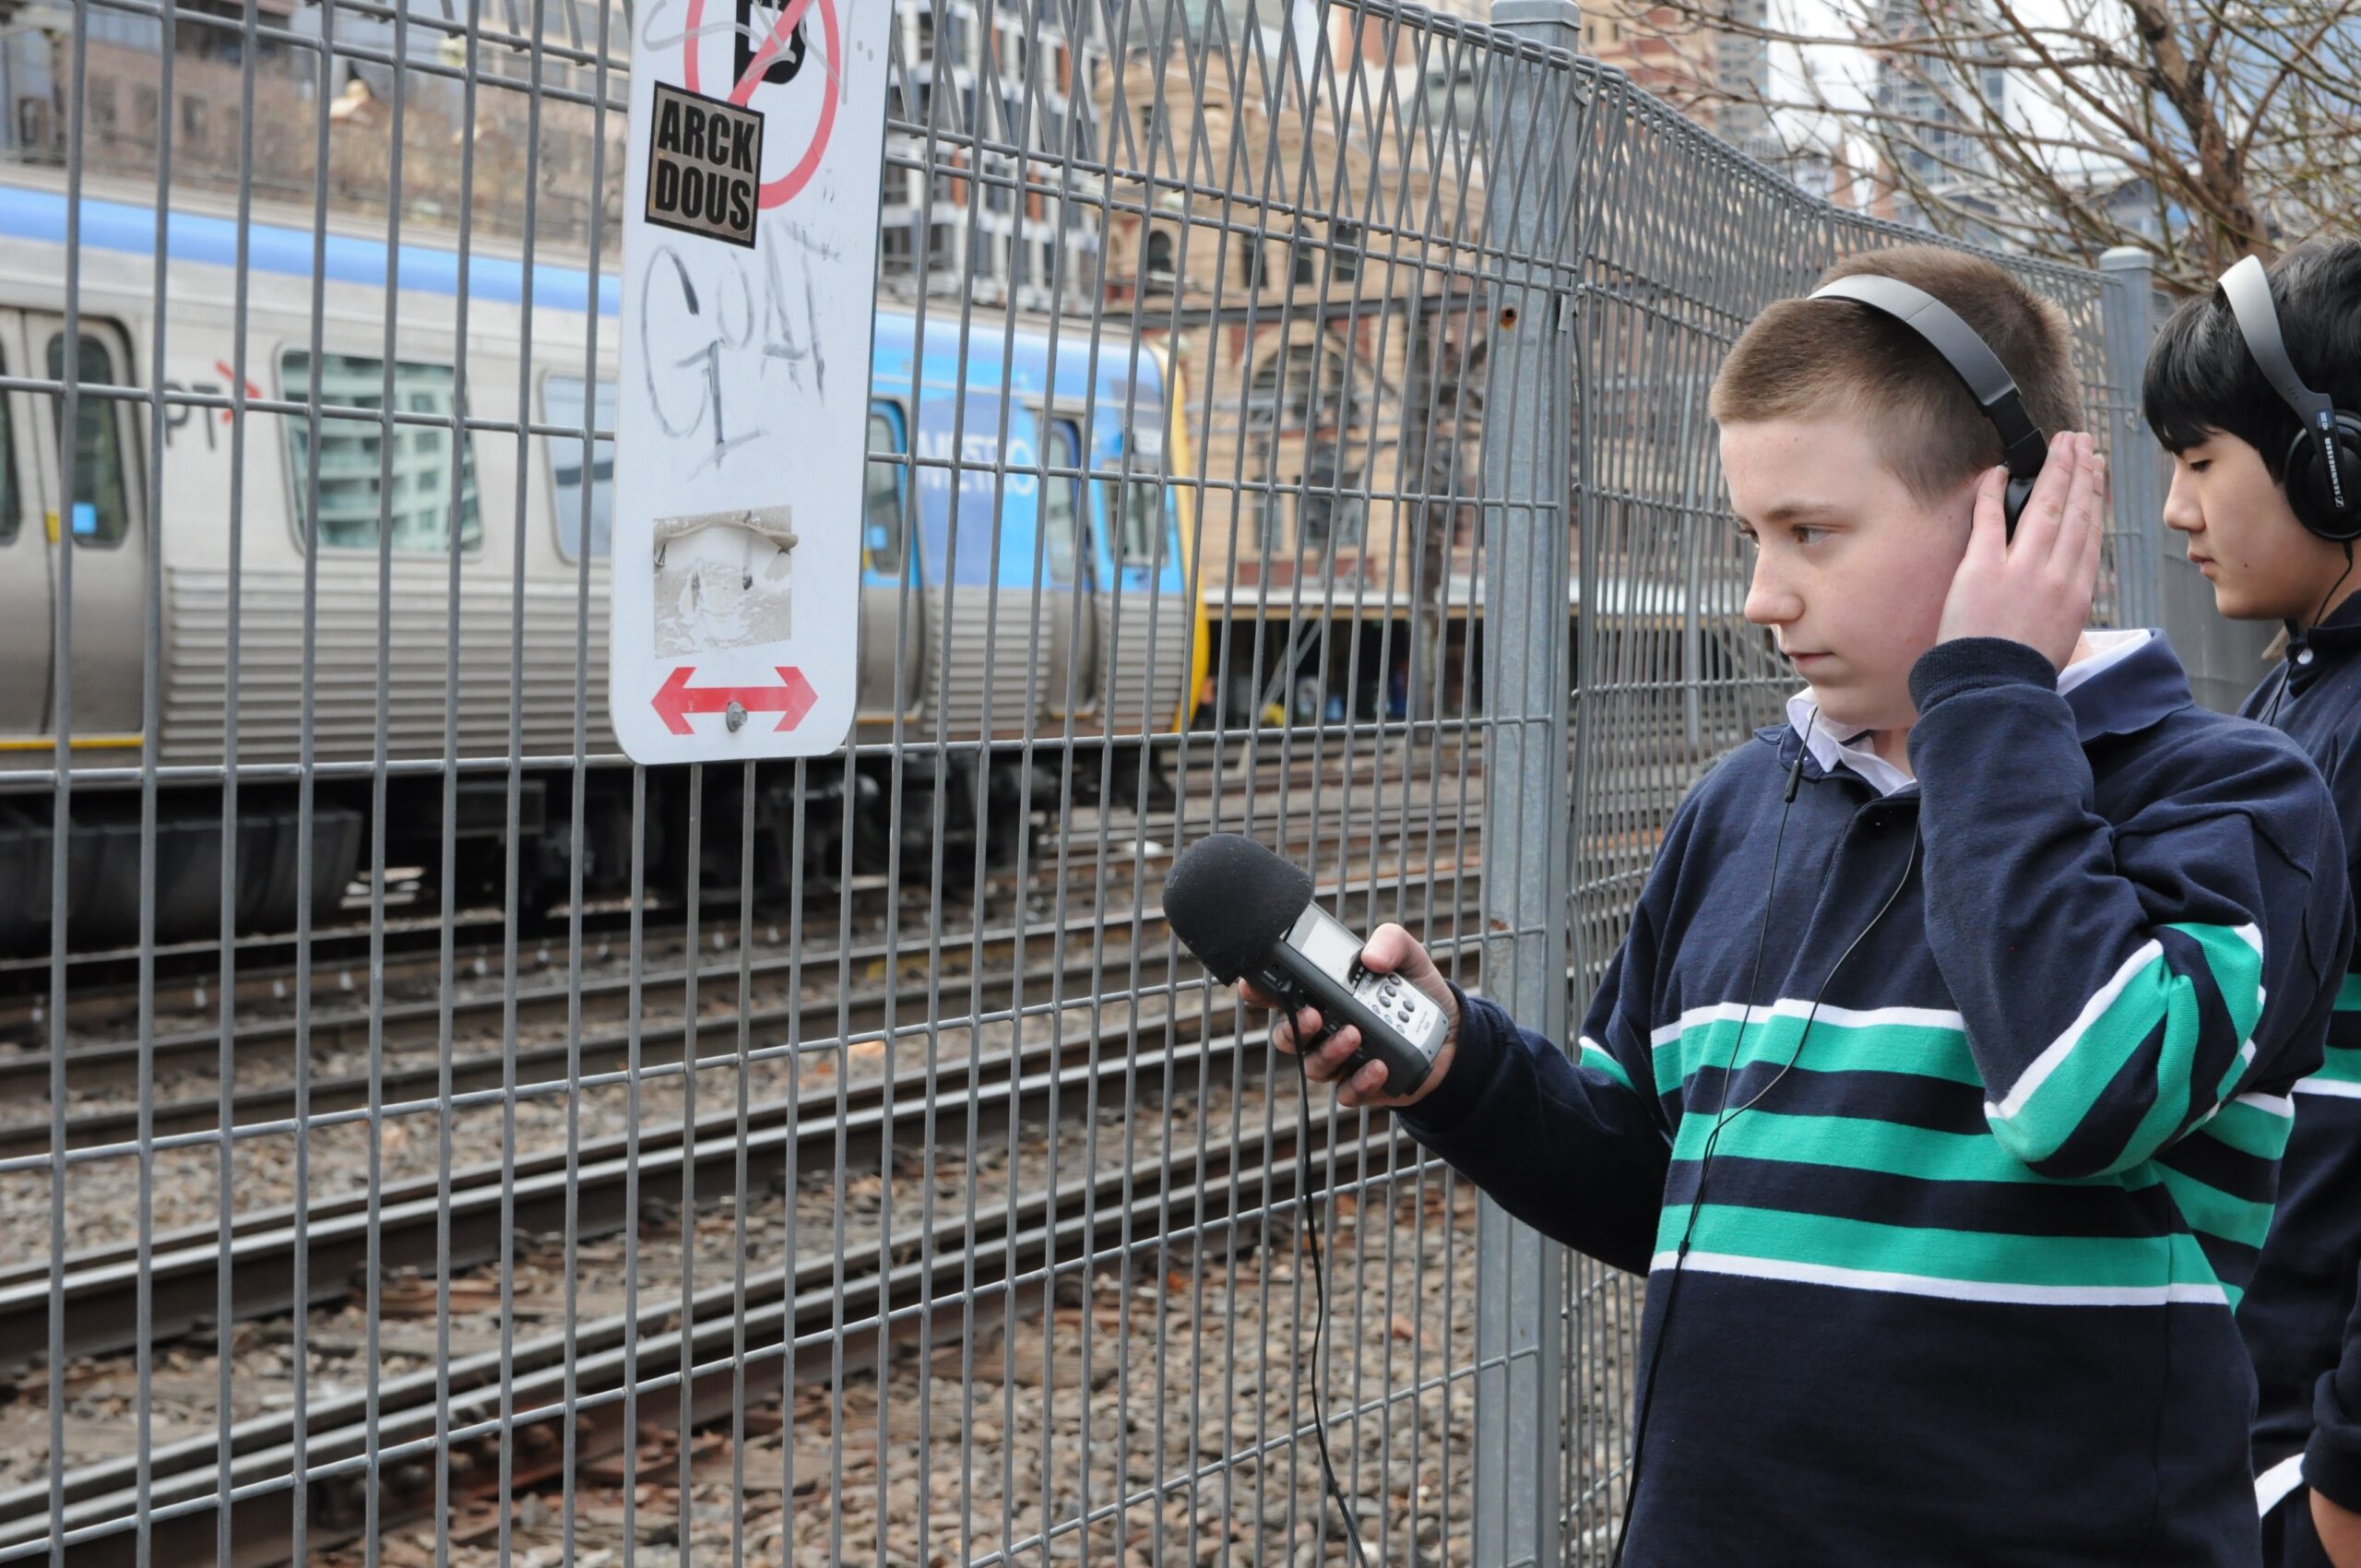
[1090, 4, 1491, 600]
[1865, 0, 2007, 238]
[1711, 0, 1774, 158]
[874, 0, 1109, 312]
[1091, 0, 1492, 723]
[1581, 0, 1718, 131]
[0, 0, 625, 252]
[0, 0, 1104, 303]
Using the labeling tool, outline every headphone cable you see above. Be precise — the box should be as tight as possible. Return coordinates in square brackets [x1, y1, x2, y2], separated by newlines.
[1297, 1051, 1376, 1568]
[2264, 541, 2355, 730]
[1610, 718, 1808, 1563]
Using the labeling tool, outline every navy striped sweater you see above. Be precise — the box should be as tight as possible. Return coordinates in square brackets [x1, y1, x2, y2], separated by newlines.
[2236, 590, 2361, 1551]
[1406, 635, 2354, 1566]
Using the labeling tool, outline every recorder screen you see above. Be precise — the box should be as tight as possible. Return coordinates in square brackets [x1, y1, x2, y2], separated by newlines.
[1296, 909, 1364, 983]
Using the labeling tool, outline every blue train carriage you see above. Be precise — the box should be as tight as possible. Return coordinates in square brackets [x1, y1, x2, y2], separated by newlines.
[0, 172, 641, 947]
[860, 311, 1207, 820]
[0, 170, 1205, 947]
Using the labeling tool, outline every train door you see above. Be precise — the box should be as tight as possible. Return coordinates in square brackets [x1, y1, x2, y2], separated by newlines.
[859, 400, 923, 721]
[0, 313, 49, 737]
[1040, 415, 1097, 719]
[1085, 412, 1175, 731]
[23, 315, 147, 742]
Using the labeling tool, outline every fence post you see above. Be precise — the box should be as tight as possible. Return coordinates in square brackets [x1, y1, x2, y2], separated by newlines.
[2098, 247, 2165, 632]
[1473, 4, 1579, 1563]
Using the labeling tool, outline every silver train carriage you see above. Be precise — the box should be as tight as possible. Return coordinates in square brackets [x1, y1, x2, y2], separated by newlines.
[0, 174, 1208, 949]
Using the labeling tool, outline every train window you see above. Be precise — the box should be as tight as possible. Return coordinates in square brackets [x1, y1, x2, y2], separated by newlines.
[44, 334, 131, 547]
[863, 403, 907, 576]
[1042, 420, 1082, 586]
[1101, 469, 1165, 571]
[543, 374, 613, 561]
[279, 350, 481, 552]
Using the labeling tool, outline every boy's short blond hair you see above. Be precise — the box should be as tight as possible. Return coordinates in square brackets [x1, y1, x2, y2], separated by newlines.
[1709, 245, 2084, 507]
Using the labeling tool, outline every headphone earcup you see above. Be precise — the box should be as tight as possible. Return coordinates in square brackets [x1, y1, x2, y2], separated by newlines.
[2283, 412, 2361, 542]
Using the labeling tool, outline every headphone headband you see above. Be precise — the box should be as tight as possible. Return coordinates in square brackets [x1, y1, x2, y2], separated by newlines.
[2219, 255, 2354, 520]
[1809, 274, 2049, 485]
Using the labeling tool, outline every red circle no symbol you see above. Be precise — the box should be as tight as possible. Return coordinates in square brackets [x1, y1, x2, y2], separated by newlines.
[682, 0, 840, 209]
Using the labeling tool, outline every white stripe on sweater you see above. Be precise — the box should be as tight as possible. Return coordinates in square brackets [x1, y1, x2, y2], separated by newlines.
[1646, 1249, 2227, 1309]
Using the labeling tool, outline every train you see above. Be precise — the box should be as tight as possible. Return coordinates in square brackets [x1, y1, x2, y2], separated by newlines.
[0, 172, 1209, 950]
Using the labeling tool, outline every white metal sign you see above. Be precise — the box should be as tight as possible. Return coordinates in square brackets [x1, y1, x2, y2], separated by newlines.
[611, 0, 892, 762]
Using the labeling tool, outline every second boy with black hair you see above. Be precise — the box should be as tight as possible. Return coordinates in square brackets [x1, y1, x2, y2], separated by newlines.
[2146, 236, 2361, 1568]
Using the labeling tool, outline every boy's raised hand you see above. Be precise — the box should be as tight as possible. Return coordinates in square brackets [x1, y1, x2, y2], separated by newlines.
[1238, 922, 1459, 1111]
[1937, 431, 2106, 671]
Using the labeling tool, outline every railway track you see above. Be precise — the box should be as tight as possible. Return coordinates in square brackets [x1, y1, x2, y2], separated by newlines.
[0, 870, 1486, 1162]
[0, 725, 1718, 1568]
[2, 787, 1481, 1060]
[0, 752, 1485, 1039]
[0, 805, 1482, 1108]
[0, 1004, 1448, 1568]
[0, 913, 1489, 1369]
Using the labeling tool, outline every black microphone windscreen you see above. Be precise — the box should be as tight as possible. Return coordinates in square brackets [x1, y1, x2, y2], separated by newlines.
[1164, 833, 1313, 984]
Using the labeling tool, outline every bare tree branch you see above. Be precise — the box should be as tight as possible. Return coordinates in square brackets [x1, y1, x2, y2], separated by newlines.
[1610, 0, 2361, 291]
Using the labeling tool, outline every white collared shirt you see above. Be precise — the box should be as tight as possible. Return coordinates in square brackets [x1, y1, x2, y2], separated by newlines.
[1785, 629, 2157, 798]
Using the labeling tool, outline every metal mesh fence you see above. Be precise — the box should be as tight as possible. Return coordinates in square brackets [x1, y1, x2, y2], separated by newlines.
[0, 0, 2153, 1562]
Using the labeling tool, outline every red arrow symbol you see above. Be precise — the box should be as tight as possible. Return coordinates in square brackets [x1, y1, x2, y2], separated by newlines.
[652, 666, 818, 736]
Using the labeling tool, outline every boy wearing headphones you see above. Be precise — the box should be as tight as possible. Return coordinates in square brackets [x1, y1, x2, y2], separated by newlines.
[1244, 245, 2355, 1564]
[2143, 238, 2361, 1568]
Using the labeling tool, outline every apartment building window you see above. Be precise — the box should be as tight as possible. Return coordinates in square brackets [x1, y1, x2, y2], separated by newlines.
[1330, 221, 1361, 280]
[1245, 340, 1368, 556]
[86, 9, 162, 47]
[1144, 228, 1177, 293]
